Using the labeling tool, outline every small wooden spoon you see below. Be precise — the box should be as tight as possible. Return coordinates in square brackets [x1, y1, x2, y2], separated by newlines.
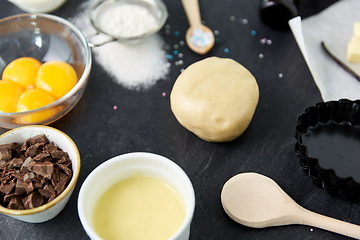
[221, 172, 360, 239]
[181, 0, 214, 54]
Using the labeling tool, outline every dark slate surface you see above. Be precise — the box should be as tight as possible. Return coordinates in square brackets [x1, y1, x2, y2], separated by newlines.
[1, 0, 359, 239]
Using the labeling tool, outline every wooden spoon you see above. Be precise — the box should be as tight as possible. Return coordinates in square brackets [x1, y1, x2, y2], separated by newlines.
[181, 0, 214, 54]
[221, 172, 360, 239]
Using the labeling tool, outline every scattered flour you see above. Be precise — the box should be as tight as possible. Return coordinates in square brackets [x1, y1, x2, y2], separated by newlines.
[70, 0, 170, 90]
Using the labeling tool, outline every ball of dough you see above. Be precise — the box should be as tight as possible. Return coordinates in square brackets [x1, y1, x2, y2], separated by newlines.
[170, 57, 259, 142]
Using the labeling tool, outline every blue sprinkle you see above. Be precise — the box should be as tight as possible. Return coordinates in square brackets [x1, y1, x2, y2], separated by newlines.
[224, 48, 229, 53]
[166, 54, 174, 60]
[251, 30, 256, 36]
[175, 31, 180, 36]
[215, 38, 220, 43]
[174, 50, 179, 55]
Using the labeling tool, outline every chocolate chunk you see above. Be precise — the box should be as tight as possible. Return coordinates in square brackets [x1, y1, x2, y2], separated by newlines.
[23, 172, 37, 182]
[23, 192, 44, 209]
[43, 183, 55, 195]
[25, 144, 38, 158]
[33, 182, 44, 189]
[0, 180, 15, 194]
[26, 134, 49, 147]
[23, 181, 34, 195]
[33, 152, 50, 162]
[56, 163, 72, 176]
[15, 180, 26, 195]
[8, 197, 24, 210]
[45, 142, 57, 154]
[0, 144, 11, 161]
[20, 142, 27, 152]
[51, 149, 66, 160]
[54, 172, 69, 193]
[9, 158, 24, 169]
[28, 162, 54, 179]
[22, 157, 32, 168]
[51, 170, 60, 186]
[38, 189, 53, 199]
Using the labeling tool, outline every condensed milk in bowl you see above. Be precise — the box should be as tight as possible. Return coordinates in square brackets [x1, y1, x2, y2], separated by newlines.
[77, 152, 195, 240]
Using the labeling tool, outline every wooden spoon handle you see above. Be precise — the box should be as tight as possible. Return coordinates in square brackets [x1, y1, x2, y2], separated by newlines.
[181, 0, 202, 28]
[299, 207, 360, 239]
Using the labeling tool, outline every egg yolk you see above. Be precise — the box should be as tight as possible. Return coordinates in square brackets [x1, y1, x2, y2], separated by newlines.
[0, 80, 24, 113]
[16, 88, 58, 123]
[2, 57, 42, 89]
[36, 61, 77, 99]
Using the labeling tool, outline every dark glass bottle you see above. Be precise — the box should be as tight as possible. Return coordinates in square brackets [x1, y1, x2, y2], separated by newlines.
[259, 0, 299, 30]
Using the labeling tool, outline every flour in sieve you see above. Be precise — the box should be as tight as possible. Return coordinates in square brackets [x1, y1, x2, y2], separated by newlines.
[70, 0, 170, 90]
[96, 4, 157, 38]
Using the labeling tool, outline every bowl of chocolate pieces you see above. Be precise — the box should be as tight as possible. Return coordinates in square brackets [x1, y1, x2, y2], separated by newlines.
[0, 125, 80, 223]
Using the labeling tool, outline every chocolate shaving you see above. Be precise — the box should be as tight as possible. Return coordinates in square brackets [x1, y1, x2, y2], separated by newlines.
[3, 193, 16, 203]
[0, 144, 11, 161]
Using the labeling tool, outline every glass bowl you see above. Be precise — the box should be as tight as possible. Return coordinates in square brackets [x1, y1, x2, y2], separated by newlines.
[0, 13, 92, 129]
[88, 0, 168, 46]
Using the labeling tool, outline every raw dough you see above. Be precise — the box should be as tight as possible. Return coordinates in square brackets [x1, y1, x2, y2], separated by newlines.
[170, 57, 259, 142]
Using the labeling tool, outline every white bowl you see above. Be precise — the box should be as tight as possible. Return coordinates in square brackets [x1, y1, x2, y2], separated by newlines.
[78, 152, 195, 240]
[8, 0, 67, 13]
[0, 125, 81, 223]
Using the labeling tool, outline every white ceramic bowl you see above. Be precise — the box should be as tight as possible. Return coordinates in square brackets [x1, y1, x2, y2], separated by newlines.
[8, 0, 67, 13]
[78, 152, 195, 240]
[0, 125, 81, 223]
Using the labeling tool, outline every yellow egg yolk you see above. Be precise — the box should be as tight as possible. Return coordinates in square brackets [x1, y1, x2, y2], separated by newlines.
[0, 80, 24, 113]
[2, 57, 42, 89]
[36, 61, 77, 99]
[16, 88, 58, 124]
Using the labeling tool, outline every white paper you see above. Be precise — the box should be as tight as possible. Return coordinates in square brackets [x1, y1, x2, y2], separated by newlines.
[289, 0, 360, 102]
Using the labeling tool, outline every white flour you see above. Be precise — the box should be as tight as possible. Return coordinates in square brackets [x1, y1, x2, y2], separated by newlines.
[96, 3, 157, 38]
[71, 0, 170, 90]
